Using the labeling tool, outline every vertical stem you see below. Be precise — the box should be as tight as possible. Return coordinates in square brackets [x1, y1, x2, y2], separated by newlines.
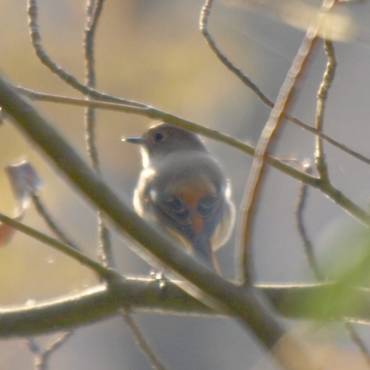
[314, 40, 336, 182]
[83, 0, 114, 268]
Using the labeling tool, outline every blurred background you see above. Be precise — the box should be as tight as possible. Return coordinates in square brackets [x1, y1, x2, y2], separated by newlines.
[2, 0, 370, 369]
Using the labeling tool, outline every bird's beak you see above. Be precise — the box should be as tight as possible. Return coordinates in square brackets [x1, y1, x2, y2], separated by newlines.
[121, 136, 144, 144]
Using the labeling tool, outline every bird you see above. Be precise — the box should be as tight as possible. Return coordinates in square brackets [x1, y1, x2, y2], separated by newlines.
[123, 122, 235, 272]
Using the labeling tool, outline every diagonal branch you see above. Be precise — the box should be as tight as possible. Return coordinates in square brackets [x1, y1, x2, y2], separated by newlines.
[120, 310, 168, 370]
[32, 194, 80, 250]
[27, 0, 145, 108]
[0, 74, 320, 370]
[0, 212, 115, 281]
[238, 0, 341, 286]
[1, 277, 370, 337]
[15, 87, 319, 185]
[16, 86, 370, 227]
[199, 0, 370, 167]
[26, 332, 73, 370]
[297, 37, 370, 366]
[30, 193, 80, 370]
[23, 0, 370, 169]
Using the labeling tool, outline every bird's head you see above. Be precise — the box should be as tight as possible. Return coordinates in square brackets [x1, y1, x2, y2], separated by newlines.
[122, 122, 206, 167]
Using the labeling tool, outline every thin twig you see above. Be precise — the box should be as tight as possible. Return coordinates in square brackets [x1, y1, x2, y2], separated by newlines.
[298, 38, 370, 366]
[198, 0, 370, 167]
[200, 0, 272, 107]
[27, 0, 145, 108]
[26, 332, 73, 370]
[238, 2, 332, 285]
[120, 310, 168, 370]
[295, 163, 323, 279]
[296, 36, 337, 279]
[13, 87, 319, 186]
[84, 0, 102, 173]
[314, 40, 336, 182]
[32, 194, 80, 250]
[0, 212, 116, 281]
[1, 210, 166, 370]
[30, 194, 79, 370]
[17, 83, 370, 167]
[83, 0, 113, 268]
[13, 87, 370, 226]
[296, 165, 370, 367]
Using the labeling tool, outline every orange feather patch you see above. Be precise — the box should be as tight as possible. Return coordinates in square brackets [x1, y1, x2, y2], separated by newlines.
[174, 182, 212, 235]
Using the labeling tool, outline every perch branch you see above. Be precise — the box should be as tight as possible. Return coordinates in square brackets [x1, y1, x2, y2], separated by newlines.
[0, 74, 320, 370]
[1, 278, 370, 337]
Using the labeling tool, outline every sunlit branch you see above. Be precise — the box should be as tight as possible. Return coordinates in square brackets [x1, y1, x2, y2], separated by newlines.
[1, 278, 370, 337]
[238, 1, 333, 286]
[0, 74, 322, 370]
[198, 0, 370, 167]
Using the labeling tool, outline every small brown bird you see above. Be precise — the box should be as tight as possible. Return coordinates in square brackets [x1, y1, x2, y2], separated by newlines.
[123, 122, 235, 271]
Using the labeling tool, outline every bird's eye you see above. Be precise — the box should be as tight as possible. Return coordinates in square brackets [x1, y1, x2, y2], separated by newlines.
[198, 195, 217, 217]
[153, 131, 165, 143]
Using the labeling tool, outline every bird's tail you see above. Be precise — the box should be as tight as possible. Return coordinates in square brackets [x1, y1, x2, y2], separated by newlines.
[192, 235, 221, 274]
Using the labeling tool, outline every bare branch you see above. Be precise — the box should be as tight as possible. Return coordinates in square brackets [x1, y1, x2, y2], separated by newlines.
[83, 0, 114, 268]
[0, 212, 115, 281]
[296, 166, 370, 366]
[26, 332, 74, 370]
[84, 0, 103, 173]
[27, 0, 145, 108]
[18, 0, 370, 170]
[298, 37, 368, 364]
[198, 0, 370, 167]
[296, 36, 370, 362]
[32, 194, 80, 250]
[295, 163, 323, 280]
[238, 2, 329, 285]
[18, 85, 317, 180]
[15, 87, 320, 185]
[314, 40, 336, 182]
[200, 0, 272, 106]
[1, 278, 370, 337]
[120, 310, 168, 370]
[12, 88, 370, 227]
[11, 89, 370, 229]
[0, 74, 321, 369]
[30, 194, 79, 370]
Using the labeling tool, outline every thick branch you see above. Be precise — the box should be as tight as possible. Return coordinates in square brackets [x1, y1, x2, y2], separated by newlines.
[0, 278, 369, 337]
[0, 74, 300, 356]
